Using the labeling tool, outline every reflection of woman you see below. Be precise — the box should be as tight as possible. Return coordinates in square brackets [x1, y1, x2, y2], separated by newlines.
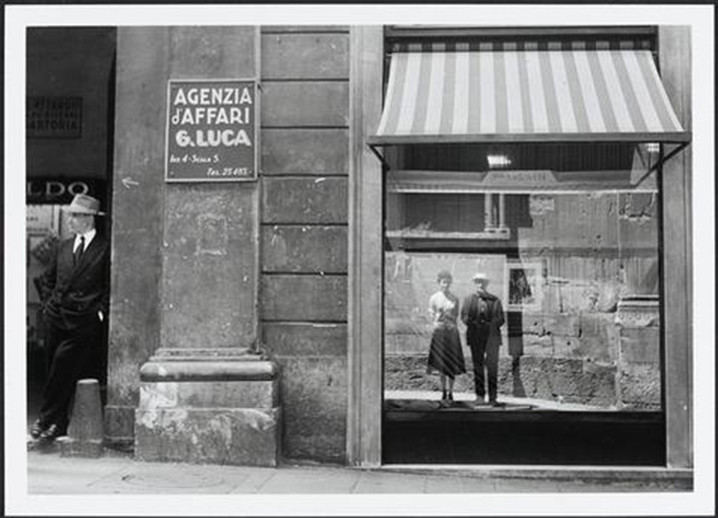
[427, 270, 466, 404]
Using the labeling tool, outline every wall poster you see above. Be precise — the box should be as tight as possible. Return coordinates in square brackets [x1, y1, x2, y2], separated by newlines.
[26, 96, 83, 139]
[165, 79, 258, 182]
[506, 261, 543, 312]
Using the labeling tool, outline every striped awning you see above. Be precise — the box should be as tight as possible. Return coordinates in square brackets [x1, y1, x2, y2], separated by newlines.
[369, 50, 689, 145]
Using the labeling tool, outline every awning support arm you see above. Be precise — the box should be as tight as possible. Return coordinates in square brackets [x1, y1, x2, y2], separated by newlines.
[635, 142, 689, 188]
[368, 144, 391, 171]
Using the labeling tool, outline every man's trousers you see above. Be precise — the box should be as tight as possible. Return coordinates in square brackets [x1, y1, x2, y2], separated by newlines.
[468, 338, 500, 402]
[38, 318, 102, 430]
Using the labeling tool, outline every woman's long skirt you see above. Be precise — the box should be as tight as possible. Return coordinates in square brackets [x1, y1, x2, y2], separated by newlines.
[427, 323, 466, 377]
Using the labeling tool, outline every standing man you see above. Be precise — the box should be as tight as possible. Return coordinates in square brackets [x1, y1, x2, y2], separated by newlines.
[461, 272, 505, 407]
[31, 193, 110, 443]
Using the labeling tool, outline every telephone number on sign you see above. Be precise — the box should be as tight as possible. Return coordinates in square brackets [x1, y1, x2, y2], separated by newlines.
[207, 167, 251, 177]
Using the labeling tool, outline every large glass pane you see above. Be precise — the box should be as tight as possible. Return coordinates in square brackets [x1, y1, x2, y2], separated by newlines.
[383, 143, 662, 413]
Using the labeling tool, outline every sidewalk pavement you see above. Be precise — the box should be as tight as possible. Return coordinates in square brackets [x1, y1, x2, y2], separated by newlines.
[27, 447, 692, 495]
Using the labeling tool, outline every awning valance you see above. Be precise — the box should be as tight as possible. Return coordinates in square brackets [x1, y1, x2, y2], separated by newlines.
[369, 50, 690, 145]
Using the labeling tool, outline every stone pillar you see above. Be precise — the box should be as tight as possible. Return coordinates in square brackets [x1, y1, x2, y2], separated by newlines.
[106, 27, 168, 449]
[111, 26, 281, 465]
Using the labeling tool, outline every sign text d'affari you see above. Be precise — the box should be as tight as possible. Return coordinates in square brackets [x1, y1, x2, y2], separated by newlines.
[166, 80, 258, 182]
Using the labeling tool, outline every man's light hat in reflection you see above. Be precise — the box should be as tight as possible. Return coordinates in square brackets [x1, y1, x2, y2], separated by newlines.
[472, 272, 488, 283]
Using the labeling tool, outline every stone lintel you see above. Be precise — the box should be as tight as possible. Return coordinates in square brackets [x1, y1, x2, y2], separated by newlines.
[140, 359, 278, 382]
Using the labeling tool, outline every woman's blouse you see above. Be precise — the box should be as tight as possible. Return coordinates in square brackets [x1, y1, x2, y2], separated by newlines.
[428, 290, 459, 326]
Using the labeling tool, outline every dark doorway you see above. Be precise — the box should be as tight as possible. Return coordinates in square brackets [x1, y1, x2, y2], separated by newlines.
[26, 27, 117, 427]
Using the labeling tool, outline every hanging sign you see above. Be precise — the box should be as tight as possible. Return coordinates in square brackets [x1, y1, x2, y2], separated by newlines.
[165, 79, 258, 182]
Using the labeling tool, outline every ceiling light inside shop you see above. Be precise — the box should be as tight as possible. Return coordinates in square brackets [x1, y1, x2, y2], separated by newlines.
[487, 154, 512, 169]
[646, 143, 660, 154]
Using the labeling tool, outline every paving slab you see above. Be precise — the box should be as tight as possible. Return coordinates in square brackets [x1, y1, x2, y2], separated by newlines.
[25, 448, 692, 496]
[351, 470, 428, 494]
[227, 470, 278, 494]
[491, 477, 567, 493]
[90, 461, 240, 494]
[555, 480, 651, 493]
[28, 451, 134, 494]
[255, 466, 361, 494]
[555, 478, 693, 493]
[424, 474, 495, 493]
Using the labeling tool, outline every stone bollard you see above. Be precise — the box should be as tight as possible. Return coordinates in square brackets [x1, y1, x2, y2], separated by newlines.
[57, 378, 104, 458]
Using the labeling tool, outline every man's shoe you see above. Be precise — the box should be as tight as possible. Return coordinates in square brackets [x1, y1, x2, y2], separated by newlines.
[38, 424, 66, 443]
[474, 396, 490, 407]
[29, 419, 47, 440]
[489, 399, 505, 408]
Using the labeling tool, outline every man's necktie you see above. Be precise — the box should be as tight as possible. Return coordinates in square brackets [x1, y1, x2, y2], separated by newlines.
[471, 294, 480, 323]
[74, 236, 85, 265]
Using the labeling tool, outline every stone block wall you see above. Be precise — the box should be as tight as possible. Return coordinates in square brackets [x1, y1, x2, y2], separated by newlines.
[616, 299, 662, 410]
[259, 26, 350, 462]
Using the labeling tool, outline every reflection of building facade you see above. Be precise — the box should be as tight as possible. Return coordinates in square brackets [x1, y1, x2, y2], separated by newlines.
[507, 264, 537, 308]
[26, 25, 693, 475]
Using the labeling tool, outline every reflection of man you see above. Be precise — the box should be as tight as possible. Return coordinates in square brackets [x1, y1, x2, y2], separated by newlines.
[461, 272, 506, 407]
[31, 194, 109, 443]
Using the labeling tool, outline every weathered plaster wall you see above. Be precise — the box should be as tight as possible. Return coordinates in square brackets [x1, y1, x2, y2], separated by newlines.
[259, 26, 350, 462]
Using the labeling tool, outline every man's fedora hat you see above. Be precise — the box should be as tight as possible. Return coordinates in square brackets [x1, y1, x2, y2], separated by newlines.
[62, 194, 105, 216]
[472, 272, 489, 282]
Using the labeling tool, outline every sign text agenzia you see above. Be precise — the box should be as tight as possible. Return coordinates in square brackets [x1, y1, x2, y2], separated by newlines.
[171, 85, 253, 148]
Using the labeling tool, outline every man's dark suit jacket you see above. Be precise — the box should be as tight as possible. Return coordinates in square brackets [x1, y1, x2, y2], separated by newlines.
[460, 291, 505, 349]
[35, 234, 110, 331]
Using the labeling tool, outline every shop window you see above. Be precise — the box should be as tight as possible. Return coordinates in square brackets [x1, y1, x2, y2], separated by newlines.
[383, 142, 663, 413]
[372, 26, 689, 465]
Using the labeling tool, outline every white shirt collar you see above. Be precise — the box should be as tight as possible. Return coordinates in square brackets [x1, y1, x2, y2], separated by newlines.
[74, 228, 96, 251]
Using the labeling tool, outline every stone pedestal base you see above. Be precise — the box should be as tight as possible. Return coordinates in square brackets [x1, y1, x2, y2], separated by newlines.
[136, 408, 280, 466]
[135, 349, 281, 466]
